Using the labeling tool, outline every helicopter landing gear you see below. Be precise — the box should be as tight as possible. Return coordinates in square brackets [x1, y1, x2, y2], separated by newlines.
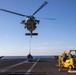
[36, 20, 40, 24]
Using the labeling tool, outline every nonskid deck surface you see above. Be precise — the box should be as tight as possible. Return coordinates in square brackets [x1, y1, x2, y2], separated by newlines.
[0, 58, 76, 75]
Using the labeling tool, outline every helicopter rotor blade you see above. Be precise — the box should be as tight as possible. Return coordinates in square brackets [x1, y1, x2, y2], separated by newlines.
[42, 18, 56, 20]
[0, 9, 28, 17]
[37, 18, 56, 20]
[36, 17, 56, 20]
[32, 1, 48, 16]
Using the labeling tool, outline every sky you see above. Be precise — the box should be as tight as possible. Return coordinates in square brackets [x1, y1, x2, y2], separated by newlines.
[0, 0, 76, 56]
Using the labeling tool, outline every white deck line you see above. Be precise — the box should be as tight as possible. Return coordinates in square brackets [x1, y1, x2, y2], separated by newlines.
[0, 60, 28, 72]
[68, 71, 76, 73]
[25, 58, 40, 75]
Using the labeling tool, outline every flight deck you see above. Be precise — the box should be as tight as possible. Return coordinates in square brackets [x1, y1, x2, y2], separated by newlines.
[0, 58, 75, 75]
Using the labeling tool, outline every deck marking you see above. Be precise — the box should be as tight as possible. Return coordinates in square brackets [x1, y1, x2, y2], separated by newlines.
[25, 58, 40, 75]
[0, 60, 28, 72]
[68, 71, 76, 73]
[56, 65, 59, 66]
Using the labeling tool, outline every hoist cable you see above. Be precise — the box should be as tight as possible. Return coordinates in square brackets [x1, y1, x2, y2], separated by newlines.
[29, 36, 31, 54]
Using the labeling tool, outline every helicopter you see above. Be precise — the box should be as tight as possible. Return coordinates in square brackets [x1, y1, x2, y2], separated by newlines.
[0, 1, 55, 38]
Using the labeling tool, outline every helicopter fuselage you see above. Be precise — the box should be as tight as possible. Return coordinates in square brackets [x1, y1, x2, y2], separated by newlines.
[22, 17, 40, 32]
[26, 19, 36, 32]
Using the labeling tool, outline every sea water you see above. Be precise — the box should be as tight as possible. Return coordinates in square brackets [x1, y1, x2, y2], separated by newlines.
[2, 55, 55, 59]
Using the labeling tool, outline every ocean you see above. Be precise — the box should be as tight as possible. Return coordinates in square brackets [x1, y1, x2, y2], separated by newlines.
[1, 55, 55, 59]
